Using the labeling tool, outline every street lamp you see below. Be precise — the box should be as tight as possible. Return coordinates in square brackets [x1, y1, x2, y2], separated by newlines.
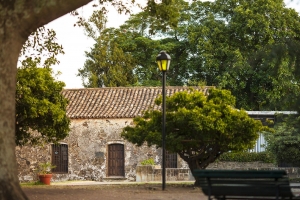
[156, 51, 171, 191]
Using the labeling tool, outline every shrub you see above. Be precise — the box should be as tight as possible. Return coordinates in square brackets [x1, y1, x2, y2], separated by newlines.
[265, 115, 300, 167]
[140, 158, 155, 165]
[218, 151, 275, 163]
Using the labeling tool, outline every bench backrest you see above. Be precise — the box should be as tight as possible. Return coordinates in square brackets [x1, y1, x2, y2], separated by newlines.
[193, 169, 287, 178]
[193, 170, 294, 198]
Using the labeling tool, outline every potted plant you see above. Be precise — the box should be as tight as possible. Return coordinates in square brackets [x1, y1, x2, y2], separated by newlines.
[36, 162, 56, 185]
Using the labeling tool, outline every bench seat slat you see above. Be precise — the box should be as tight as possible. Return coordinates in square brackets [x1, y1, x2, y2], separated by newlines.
[198, 179, 290, 185]
[202, 185, 294, 197]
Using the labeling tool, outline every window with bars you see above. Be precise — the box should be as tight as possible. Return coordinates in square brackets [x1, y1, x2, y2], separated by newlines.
[166, 151, 177, 168]
[51, 144, 68, 173]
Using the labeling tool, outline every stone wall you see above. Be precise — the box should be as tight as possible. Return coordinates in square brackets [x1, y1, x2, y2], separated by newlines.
[16, 118, 187, 182]
[17, 119, 135, 181]
[207, 161, 276, 169]
[208, 161, 300, 179]
[16, 145, 51, 182]
[136, 165, 193, 182]
[136, 162, 300, 182]
[16, 118, 300, 182]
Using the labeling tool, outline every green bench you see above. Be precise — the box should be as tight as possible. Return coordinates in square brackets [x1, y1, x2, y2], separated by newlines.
[193, 169, 300, 200]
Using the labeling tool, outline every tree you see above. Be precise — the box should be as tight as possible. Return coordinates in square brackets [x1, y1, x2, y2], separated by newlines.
[122, 88, 268, 177]
[265, 115, 300, 166]
[2, 0, 298, 198]
[20, 26, 65, 68]
[1, 1, 93, 199]
[16, 26, 70, 146]
[16, 59, 70, 146]
[78, 27, 138, 87]
[0, 1, 181, 199]
[78, 0, 300, 112]
[187, 0, 300, 110]
[77, 11, 138, 87]
[78, 12, 164, 87]
[78, 0, 190, 87]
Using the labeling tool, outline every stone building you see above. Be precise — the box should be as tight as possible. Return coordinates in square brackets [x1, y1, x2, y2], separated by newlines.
[16, 86, 210, 182]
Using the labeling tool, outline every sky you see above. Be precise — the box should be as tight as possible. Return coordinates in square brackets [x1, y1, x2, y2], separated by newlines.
[46, 0, 300, 89]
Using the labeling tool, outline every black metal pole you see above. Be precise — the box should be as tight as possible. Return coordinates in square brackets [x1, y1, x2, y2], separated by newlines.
[162, 71, 166, 190]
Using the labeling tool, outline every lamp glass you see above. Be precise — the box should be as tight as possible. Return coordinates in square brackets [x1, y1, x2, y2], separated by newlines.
[157, 60, 170, 72]
[156, 51, 171, 72]
[157, 61, 163, 71]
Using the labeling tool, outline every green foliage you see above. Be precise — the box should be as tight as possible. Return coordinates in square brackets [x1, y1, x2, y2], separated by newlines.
[20, 26, 64, 68]
[140, 158, 155, 165]
[145, 0, 184, 33]
[122, 88, 269, 171]
[36, 162, 56, 175]
[16, 62, 70, 145]
[17, 27, 70, 146]
[78, 0, 189, 87]
[78, 0, 300, 112]
[186, 0, 300, 110]
[78, 27, 138, 87]
[265, 115, 300, 166]
[218, 151, 275, 163]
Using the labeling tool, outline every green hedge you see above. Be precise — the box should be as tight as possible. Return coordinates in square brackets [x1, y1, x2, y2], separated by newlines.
[218, 151, 275, 163]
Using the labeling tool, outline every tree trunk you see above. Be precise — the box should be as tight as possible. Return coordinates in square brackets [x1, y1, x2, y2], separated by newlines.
[0, 0, 92, 199]
[0, 23, 29, 200]
[179, 150, 222, 186]
[187, 158, 209, 186]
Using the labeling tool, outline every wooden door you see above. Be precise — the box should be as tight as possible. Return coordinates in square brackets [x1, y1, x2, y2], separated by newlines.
[108, 144, 124, 176]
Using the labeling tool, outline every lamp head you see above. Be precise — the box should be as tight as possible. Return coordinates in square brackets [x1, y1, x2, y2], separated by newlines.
[156, 51, 171, 72]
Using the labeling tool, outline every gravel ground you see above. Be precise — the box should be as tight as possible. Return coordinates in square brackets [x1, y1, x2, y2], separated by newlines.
[22, 183, 206, 200]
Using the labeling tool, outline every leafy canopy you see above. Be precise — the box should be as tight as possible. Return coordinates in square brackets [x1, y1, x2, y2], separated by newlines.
[16, 60, 70, 146]
[16, 27, 70, 146]
[122, 88, 269, 170]
[78, 0, 189, 87]
[77, 0, 300, 112]
[187, 0, 300, 110]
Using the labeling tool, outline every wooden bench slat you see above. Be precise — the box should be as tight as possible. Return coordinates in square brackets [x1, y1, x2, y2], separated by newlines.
[202, 186, 294, 196]
[193, 169, 299, 199]
[193, 170, 287, 178]
[198, 179, 290, 185]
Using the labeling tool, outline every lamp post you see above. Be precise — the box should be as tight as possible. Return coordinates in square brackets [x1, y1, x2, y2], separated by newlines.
[156, 51, 171, 191]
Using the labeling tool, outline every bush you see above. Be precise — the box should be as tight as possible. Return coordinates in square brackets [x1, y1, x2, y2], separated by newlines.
[140, 158, 155, 165]
[218, 151, 275, 163]
[264, 115, 300, 167]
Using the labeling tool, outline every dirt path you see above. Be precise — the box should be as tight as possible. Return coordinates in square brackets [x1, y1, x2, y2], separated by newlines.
[22, 184, 206, 200]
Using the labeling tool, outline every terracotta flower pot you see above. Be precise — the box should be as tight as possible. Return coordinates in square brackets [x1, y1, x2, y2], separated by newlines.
[38, 174, 53, 185]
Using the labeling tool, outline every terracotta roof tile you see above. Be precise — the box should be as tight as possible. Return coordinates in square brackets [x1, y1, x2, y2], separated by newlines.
[62, 86, 212, 119]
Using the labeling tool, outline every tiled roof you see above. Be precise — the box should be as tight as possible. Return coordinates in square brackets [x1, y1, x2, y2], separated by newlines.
[62, 86, 212, 119]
